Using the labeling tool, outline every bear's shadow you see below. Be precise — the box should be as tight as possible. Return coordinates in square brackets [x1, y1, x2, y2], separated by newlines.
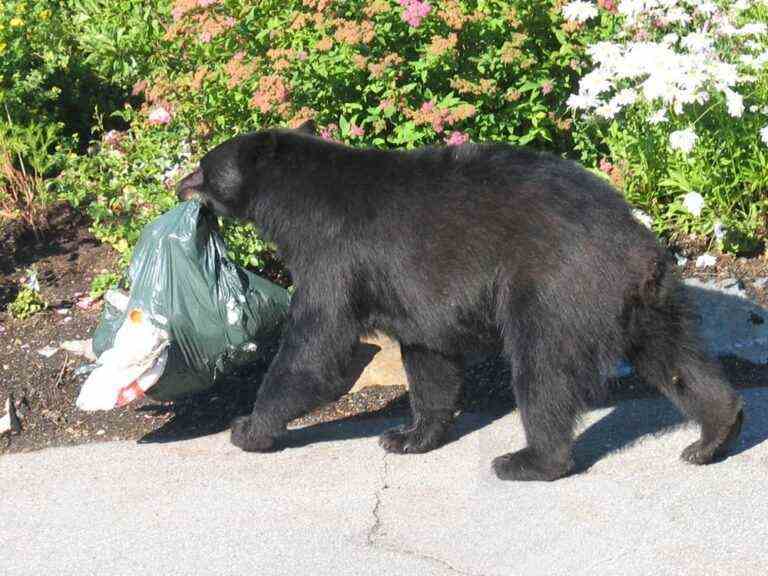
[279, 389, 768, 473]
[139, 344, 768, 474]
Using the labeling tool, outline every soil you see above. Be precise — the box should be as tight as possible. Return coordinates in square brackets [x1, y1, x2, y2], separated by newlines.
[1, 213, 766, 455]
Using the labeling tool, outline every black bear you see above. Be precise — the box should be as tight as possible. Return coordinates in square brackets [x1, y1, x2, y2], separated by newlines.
[177, 121, 743, 481]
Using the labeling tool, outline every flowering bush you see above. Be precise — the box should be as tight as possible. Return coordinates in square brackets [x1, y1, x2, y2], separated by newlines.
[0, 0, 171, 240]
[56, 107, 191, 263]
[137, 0, 599, 152]
[56, 0, 767, 268]
[62, 0, 604, 267]
[564, 0, 768, 252]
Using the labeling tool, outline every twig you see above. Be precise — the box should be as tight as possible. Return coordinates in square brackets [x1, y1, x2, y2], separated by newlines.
[55, 354, 70, 389]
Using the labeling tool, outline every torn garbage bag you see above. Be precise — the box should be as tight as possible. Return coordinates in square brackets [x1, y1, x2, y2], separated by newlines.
[77, 200, 289, 410]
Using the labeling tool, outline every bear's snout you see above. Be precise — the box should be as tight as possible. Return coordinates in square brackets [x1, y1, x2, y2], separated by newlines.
[176, 167, 204, 202]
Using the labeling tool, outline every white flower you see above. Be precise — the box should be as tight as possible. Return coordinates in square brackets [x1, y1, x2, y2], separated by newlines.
[695, 253, 717, 269]
[709, 62, 740, 87]
[713, 220, 727, 241]
[595, 101, 622, 119]
[618, 0, 651, 24]
[760, 125, 768, 145]
[162, 163, 183, 183]
[562, 1, 598, 23]
[612, 88, 638, 106]
[694, 1, 719, 16]
[661, 33, 679, 46]
[587, 42, 623, 66]
[735, 23, 766, 36]
[579, 69, 613, 96]
[648, 108, 668, 124]
[632, 209, 653, 229]
[669, 128, 698, 153]
[717, 20, 738, 37]
[681, 32, 714, 54]
[641, 75, 673, 102]
[682, 191, 705, 217]
[566, 93, 599, 110]
[741, 54, 757, 66]
[663, 7, 691, 25]
[722, 87, 744, 118]
[566, 6, 766, 123]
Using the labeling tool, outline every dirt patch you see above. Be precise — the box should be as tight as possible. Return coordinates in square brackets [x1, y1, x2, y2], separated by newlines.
[1, 215, 767, 455]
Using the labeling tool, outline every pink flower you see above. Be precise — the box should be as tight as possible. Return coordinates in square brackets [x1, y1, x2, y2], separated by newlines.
[297, 51, 308, 61]
[598, 0, 617, 13]
[131, 79, 147, 96]
[198, 0, 218, 6]
[598, 157, 613, 174]
[350, 123, 365, 138]
[420, 101, 435, 113]
[148, 106, 172, 125]
[445, 131, 469, 146]
[398, 0, 431, 28]
[102, 130, 124, 148]
[541, 81, 553, 95]
[378, 99, 394, 111]
[320, 123, 339, 141]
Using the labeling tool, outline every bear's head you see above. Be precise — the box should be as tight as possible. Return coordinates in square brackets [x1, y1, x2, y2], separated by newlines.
[176, 120, 317, 218]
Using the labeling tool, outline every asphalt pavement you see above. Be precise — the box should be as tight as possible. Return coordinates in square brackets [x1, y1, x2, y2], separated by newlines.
[2, 388, 768, 576]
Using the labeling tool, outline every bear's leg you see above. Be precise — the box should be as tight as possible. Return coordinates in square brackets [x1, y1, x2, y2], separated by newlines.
[230, 305, 359, 452]
[626, 262, 743, 464]
[379, 345, 461, 454]
[631, 343, 743, 465]
[492, 343, 580, 481]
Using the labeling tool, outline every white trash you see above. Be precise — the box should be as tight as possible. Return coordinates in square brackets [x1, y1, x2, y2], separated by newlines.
[61, 339, 97, 361]
[76, 308, 170, 411]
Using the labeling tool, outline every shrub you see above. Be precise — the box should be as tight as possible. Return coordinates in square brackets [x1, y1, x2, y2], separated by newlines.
[58, 0, 768, 267]
[60, 0, 605, 266]
[0, 0, 169, 146]
[56, 107, 191, 262]
[89, 270, 121, 299]
[564, 0, 768, 253]
[0, 121, 65, 237]
[136, 0, 595, 151]
[9, 286, 47, 319]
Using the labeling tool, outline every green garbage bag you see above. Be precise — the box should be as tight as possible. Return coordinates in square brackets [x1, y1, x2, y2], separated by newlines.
[91, 200, 289, 401]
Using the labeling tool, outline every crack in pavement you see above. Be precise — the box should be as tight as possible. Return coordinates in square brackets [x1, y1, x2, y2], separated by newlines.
[366, 452, 486, 576]
[365, 451, 388, 547]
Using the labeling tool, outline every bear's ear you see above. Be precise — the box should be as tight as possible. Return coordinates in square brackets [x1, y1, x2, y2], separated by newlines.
[241, 130, 278, 163]
[294, 119, 317, 135]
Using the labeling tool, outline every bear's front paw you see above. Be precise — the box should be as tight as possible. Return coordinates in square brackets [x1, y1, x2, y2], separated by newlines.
[230, 416, 277, 452]
[492, 448, 572, 482]
[379, 423, 447, 454]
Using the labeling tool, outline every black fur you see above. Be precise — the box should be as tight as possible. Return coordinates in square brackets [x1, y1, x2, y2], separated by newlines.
[177, 124, 743, 481]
